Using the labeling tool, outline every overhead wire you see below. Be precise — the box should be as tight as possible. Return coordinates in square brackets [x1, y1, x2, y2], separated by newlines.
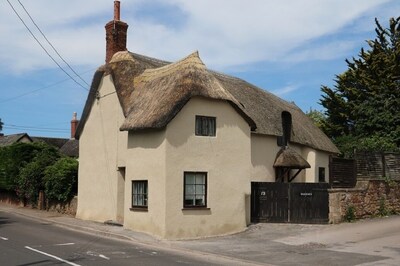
[6, 0, 89, 91]
[4, 124, 69, 133]
[17, 0, 90, 87]
[0, 68, 96, 104]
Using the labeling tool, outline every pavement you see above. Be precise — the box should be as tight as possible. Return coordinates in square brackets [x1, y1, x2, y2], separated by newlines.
[1, 203, 400, 266]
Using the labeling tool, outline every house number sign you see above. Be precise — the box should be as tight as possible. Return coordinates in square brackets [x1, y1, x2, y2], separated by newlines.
[300, 192, 312, 197]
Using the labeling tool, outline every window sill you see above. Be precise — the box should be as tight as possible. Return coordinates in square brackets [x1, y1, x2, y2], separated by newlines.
[130, 207, 148, 212]
[182, 207, 210, 211]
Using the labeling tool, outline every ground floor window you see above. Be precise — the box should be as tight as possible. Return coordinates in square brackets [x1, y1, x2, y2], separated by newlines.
[184, 172, 207, 208]
[132, 180, 148, 208]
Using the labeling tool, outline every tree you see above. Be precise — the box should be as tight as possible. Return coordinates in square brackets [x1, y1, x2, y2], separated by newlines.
[320, 17, 400, 156]
[306, 108, 327, 131]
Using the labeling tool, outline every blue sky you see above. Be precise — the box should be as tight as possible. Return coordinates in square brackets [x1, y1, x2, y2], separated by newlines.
[0, 0, 399, 138]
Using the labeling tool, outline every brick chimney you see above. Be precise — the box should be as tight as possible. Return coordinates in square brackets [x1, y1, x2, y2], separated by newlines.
[71, 112, 78, 139]
[105, 0, 128, 63]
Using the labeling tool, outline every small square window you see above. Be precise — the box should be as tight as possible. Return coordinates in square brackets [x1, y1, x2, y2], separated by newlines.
[195, 116, 216, 136]
[132, 180, 148, 208]
[184, 172, 207, 208]
[318, 167, 326, 183]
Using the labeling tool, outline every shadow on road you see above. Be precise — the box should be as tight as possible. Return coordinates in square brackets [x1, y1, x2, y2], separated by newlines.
[0, 216, 13, 227]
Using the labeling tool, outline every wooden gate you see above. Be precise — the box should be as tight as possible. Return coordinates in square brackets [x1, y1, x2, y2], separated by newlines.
[251, 182, 330, 224]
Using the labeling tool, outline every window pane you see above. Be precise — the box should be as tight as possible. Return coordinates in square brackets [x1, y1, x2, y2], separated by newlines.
[195, 195, 205, 206]
[186, 184, 195, 195]
[185, 173, 195, 184]
[195, 173, 205, 184]
[195, 184, 204, 195]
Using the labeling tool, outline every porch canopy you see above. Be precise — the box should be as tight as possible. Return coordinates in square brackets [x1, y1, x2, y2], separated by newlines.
[273, 147, 310, 182]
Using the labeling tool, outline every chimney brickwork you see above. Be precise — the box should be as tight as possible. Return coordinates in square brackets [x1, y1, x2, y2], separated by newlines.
[105, 1, 128, 63]
[71, 112, 78, 139]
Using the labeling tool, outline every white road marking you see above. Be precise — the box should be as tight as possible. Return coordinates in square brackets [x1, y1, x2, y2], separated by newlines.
[99, 254, 110, 260]
[25, 246, 81, 266]
[87, 251, 110, 260]
[54, 243, 75, 246]
[0, 237, 8, 241]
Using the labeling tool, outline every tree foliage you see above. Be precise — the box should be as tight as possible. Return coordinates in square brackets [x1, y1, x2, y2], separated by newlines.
[306, 108, 327, 131]
[0, 142, 46, 190]
[320, 17, 400, 156]
[15, 144, 59, 205]
[0, 142, 78, 205]
[43, 157, 78, 202]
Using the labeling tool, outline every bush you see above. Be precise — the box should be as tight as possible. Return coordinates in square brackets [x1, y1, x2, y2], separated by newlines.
[345, 205, 356, 222]
[16, 144, 59, 205]
[43, 157, 78, 202]
[378, 197, 389, 217]
[0, 142, 46, 191]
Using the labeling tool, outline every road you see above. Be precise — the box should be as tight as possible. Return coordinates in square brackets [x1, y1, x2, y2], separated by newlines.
[0, 211, 228, 266]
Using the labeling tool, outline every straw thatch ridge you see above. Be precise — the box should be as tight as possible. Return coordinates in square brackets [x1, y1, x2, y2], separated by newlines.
[75, 50, 339, 154]
[274, 147, 311, 169]
[120, 52, 256, 131]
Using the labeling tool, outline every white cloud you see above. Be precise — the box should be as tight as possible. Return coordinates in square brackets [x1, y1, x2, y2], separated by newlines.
[271, 85, 299, 96]
[0, 0, 393, 73]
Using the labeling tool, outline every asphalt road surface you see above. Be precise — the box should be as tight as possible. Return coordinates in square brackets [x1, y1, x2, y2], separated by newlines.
[0, 211, 227, 266]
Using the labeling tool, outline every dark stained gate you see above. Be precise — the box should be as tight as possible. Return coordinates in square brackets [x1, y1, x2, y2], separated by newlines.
[251, 182, 330, 224]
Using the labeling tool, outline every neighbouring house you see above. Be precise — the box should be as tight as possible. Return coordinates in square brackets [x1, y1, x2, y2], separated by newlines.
[75, 1, 339, 239]
[59, 112, 79, 158]
[0, 113, 79, 158]
[0, 133, 33, 147]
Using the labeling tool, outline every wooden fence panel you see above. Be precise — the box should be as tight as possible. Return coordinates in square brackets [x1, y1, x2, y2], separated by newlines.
[329, 157, 356, 188]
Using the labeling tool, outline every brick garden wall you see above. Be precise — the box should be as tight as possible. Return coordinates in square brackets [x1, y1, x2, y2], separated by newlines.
[0, 190, 77, 216]
[329, 179, 400, 223]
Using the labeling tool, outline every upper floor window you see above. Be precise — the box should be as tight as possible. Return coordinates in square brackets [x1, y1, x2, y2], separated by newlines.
[195, 116, 216, 137]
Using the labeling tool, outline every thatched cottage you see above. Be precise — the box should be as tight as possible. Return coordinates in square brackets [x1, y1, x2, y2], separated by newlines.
[75, 1, 338, 239]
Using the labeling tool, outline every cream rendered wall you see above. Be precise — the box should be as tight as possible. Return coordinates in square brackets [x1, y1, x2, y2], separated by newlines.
[76, 74, 128, 223]
[250, 133, 280, 182]
[302, 148, 331, 183]
[124, 130, 167, 237]
[164, 97, 252, 239]
[250, 135, 330, 183]
[19, 136, 32, 143]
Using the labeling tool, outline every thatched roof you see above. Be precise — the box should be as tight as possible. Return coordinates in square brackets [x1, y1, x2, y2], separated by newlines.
[273, 147, 311, 169]
[76, 51, 339, 154]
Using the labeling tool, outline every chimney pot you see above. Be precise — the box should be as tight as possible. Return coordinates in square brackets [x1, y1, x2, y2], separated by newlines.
[114, 1, 121, 21]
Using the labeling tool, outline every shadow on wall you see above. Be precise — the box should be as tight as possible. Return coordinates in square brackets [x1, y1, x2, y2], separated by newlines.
[127, 129, 165, 149]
